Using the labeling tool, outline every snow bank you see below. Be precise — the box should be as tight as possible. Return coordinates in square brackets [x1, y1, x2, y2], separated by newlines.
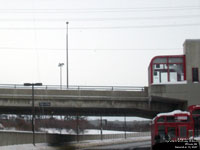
[39, 128, 137, 135]
[0, 143, 55, 150]
[84, 129, 137, 135]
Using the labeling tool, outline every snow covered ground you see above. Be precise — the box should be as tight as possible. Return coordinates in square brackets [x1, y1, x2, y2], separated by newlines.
[84, 129, 136, 135]
[0, 143, 55, 150]
[40, 128, 136, 135]
[89, 116, 150, 121]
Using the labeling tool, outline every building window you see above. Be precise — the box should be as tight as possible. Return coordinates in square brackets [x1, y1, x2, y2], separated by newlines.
[150, 55, 186, 84]
[153, 64, 168, 83]
[192, 68, 199, 82]
[169, 64, 184, 82]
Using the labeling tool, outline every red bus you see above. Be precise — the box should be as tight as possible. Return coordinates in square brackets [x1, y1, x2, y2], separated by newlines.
[188, 105, 200, 137]
[151, 110, 194, 148]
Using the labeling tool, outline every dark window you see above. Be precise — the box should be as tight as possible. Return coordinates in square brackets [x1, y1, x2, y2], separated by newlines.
[166, 116, 175, 122]
[157, 116, 165, 122]
[192, 109, 200, 115]
[192, 68, 199, 82]
[179, 126, 187, 138]
[193, 116, 200, 136]
[156, 64, 160, 68]
[168, 127, 176, 139]
[158, 125, 166, 139]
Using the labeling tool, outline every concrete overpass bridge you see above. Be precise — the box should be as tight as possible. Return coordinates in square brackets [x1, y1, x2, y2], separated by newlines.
[0, 84, 187, 119]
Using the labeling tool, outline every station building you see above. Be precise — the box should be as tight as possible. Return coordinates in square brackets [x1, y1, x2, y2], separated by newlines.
[148, 39, 200, 105]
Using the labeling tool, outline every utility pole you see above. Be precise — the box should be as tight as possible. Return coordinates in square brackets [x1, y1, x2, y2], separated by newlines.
[24, 83, 43, 146]
[66, 22, 69, 88]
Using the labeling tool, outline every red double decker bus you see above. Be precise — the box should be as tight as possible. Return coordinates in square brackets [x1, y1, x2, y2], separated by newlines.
[151, 110, 194, 148]
[188, 105, 200, 137]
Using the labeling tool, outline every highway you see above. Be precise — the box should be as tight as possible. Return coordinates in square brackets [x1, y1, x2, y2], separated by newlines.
[80, 141, 151, 150]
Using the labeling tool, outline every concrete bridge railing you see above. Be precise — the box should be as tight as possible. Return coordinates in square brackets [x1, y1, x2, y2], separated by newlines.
[0, 84, 146, 92]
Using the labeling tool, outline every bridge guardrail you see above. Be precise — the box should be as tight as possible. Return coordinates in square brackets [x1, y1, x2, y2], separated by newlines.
[0, 84, 146, 92]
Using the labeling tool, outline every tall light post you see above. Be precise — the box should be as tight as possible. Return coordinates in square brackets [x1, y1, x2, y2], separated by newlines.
[66, 21, 69, 88]
[58, 63, 64, 89]
[24, 83, 43, 146]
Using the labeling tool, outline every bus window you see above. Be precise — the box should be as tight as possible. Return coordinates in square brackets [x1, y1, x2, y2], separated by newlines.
[192, 109, 200, 115]
[157, 116, 165, 122]
[167, 127, 176, 139]
[179, 126, 187, 138]
[175, 116, 190, 122]
[158, 125, 165, 139]
[166, 116, 175, 122]
[188, 105, 200, 137]
[193, 116, 200, 136]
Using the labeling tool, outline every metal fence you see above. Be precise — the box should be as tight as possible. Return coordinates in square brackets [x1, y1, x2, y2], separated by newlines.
[0, 131, 150, 146]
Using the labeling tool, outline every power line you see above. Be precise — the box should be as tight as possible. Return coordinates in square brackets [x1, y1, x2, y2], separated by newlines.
[0, 23, 199, 30]
[0, 14, 200, 22]
[0, 47, 182, 51]
[0, 6, 199, 13]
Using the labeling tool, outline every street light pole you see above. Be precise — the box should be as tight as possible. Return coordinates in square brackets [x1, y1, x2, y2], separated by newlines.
[32, 84, 35, 145]
[58, 63, 64, 89]
[66, 22, 69, 89]
[24, 83, 43, 146]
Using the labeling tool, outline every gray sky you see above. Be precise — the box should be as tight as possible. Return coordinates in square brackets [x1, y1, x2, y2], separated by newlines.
[0, 0, 200, 86]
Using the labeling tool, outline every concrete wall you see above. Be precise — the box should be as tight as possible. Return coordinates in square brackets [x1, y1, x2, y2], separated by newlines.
[184, 39, 200, 83]
[186, 83, 200, 105]
[184, 39, 200, 105]
[0, 131, 150, 146]
[0, 131, 47, 146]
[149, 84, 187, 101]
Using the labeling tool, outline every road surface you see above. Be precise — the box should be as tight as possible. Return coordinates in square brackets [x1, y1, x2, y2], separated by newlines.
[80, 141, 151, 150]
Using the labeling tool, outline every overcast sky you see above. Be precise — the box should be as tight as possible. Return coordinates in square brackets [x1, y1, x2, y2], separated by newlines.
[0, 0, 199, 87]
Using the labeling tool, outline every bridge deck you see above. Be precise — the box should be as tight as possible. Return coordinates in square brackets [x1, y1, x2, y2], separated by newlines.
[0, 85, 187, 118]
